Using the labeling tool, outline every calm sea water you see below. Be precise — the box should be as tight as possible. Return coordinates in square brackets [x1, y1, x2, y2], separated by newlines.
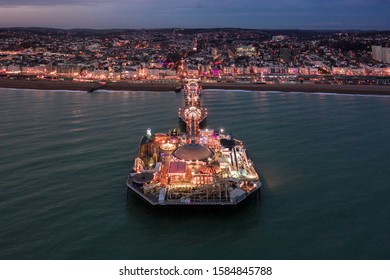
[1, 88, 390, 260]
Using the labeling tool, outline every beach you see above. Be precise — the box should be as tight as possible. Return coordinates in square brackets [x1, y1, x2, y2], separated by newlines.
[0, 78, 389, 95]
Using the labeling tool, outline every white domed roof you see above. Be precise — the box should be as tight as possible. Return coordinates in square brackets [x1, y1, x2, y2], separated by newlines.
[173, 143, 212, 161]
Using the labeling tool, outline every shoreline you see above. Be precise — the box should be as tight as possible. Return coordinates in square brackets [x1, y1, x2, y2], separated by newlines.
[0, 78, 389, 95]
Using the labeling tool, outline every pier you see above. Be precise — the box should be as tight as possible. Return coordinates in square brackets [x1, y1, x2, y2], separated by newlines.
[126, 79, 261, 206]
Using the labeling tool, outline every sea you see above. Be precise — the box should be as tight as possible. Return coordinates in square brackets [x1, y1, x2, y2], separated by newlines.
[1, 88, 390, 260]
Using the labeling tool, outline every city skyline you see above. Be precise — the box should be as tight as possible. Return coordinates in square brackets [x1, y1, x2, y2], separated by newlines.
[0, 0, 389, 30]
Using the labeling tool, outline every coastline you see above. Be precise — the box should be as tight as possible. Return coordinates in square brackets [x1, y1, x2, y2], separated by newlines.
[0, 78, 389, 95]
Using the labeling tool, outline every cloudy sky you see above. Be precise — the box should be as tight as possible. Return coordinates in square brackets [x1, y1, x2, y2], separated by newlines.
[0, 0, 389, 30]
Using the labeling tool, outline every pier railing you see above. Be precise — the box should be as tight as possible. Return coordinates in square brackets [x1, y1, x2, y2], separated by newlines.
[128, 184, 250, 206]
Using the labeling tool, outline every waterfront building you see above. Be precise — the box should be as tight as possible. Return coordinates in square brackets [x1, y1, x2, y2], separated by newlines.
[383, 47, 390, 64]
[6, 65, 21, 73]
[372, 45, 390, 64]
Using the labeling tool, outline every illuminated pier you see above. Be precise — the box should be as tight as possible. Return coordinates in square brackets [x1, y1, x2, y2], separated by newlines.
[126, 79, 261, 206]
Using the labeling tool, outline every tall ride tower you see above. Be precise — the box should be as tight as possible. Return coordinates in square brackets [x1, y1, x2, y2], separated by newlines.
[178, 79, 207, 142]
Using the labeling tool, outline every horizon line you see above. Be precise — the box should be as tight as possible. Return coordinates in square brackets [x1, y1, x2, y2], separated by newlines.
[1, 26, 390, 32]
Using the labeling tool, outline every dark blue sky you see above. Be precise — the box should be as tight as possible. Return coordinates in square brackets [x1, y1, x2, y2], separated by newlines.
[0, 0, 389, 30]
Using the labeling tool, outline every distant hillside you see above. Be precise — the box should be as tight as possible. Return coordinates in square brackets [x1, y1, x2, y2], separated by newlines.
[0, 27, 389, 38]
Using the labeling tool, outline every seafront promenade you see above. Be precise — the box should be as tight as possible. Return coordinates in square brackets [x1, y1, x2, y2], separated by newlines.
[0, 78, 389, 95]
